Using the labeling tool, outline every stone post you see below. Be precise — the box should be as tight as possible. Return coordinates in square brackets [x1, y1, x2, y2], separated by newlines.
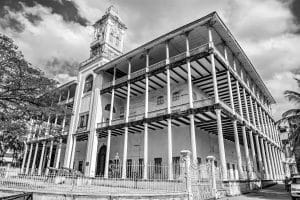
[207, 155, 217, 198]
[181, 150, 192, 200]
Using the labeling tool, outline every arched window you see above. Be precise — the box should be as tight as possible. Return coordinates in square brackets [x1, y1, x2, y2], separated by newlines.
[83, 75, 93, 93]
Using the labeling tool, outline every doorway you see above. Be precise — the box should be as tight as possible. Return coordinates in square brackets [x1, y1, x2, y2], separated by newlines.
[96, 145, 106, 176]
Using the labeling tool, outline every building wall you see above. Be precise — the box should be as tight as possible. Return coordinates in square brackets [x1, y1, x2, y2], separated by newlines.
[72, 126, 248, 173]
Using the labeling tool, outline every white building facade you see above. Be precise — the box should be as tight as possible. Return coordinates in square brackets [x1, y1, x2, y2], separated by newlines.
[22, 8, 285, 182]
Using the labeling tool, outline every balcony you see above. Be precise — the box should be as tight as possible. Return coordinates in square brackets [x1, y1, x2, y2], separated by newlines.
[101, 43, 209, 91]
[97, 97, 214, 129]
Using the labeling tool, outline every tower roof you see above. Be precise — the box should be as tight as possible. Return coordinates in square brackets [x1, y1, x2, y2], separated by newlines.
[93, 5, 127, 29]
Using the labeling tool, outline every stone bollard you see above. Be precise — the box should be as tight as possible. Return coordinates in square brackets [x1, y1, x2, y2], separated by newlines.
[180, 150, 192, 200]
[207, 156, 217, 198]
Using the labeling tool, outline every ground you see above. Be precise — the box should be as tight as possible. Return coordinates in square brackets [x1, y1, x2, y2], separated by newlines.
[225, 184, 291, 200]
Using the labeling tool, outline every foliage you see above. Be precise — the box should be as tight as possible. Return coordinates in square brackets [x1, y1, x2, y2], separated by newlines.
[280, 76, 300, 171]
[0, 34, 70, 157]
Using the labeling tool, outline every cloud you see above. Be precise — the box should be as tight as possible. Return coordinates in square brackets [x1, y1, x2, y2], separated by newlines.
[1, 0, 300, 120]
[0, 3, 91, 82]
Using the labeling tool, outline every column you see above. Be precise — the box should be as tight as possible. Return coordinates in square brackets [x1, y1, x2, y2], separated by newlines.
[264, 141, 273, 179]
[70, 136, 77, 169]
[271, 145, 280, 180]
[30, 143, 39, 174]
[254, 102, 261, 132]
[45, 140, 54, 175]
[275, 148, 284, 179]
[255, 134, 263, 178]
[25, 143, 33, 174]
[233, 120, 243, 179]
[266, 143, 277, 180]
[55, 138, 63, 169]
[185, 33, 197, 164]
[260, 138, 269, 179]
[259, 106, 266, 135]
[249, 130, 258, 178]
[143, 51, 150, 180]
[242, 126, 251, 179]
[208, 27, 227, 180]
[104, 67, 116, 178]
[166, 41, 173, 180]
[21, 143, 28, 173]
[122, 60, 131, 179]
[38, 141, 46, 175]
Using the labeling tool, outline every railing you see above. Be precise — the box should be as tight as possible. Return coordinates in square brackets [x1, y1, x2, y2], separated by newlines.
[101, 43, 210, 91]
[148, 60, 166, 72]
[97, 98, 214, 129]
[0, 167, 185, 195]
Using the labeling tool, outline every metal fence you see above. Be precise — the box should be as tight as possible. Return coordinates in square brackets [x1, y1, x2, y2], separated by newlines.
[0, 153, 225, 199]
[0, 166, 185, 195]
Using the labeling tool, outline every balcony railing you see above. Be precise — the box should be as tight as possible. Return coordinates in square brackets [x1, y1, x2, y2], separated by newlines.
[97, 97, 214, 129]
[101, 43, 209, 91]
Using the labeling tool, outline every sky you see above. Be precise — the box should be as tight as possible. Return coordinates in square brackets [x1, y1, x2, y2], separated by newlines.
[0, 0, 300, 120]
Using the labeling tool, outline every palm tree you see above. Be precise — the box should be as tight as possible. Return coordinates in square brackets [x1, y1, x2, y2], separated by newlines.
[280, 77, 300, 171]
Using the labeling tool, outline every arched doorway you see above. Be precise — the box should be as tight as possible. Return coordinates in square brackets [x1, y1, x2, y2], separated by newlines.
[96, 145, 106, 176]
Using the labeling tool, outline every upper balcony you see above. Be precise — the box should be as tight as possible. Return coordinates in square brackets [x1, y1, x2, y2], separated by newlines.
[97, 97, 214, 129]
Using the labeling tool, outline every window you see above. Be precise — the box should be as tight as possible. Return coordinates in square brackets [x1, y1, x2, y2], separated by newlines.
[197, 157, 202, 165]
[104, 104, 116, 113]
[154, 158, 162, 174]
[78, 161, 83, 172]
[172, 91, 180, 101]
[78, 114, 89, 129]
[83, 75, 93, 93]
[193, 92, 197, 100]
[157, 96, 164, 105]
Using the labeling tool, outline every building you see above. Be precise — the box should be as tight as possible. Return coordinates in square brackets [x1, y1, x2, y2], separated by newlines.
[21, 7, 285, 181]
[278, 123, 298, 177]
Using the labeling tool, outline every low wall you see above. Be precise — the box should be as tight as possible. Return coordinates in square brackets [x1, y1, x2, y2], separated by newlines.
[0, 190, 188, 200]
[223, 179, 276, 196]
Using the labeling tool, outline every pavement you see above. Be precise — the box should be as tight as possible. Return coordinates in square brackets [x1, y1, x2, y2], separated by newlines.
[223, 184, 291, 200]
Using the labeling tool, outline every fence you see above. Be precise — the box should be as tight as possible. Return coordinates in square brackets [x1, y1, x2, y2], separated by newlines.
[0, 152, 222, 199]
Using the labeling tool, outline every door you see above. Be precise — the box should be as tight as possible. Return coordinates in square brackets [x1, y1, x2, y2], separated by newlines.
[96, 145, 106, 176]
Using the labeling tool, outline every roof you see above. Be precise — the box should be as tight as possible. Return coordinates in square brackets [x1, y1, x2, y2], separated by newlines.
[89, 12, 275, 104]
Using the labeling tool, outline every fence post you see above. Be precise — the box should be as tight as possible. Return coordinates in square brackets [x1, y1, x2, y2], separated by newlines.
[180, 150, 192, 200]
[207, 155, 217, 198]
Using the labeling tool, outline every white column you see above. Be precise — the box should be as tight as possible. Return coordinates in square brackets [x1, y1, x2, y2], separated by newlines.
[185, 33, 197, 164]
[122, 60, 131, 179]
[242, 126, 251, 179]
[233, 120, 243, 179]
[25, 143, 33, 174]
[249, 130, 257, 177]
[30, 143, 39, 174]
[21, 143, 28, 173]
[264, 141, 273, 179]
[143, 50, 150, 180]
[104, 68, 116, 179]
[166, 41, 173, 180]
[38, 141, 46, 175]
[227, 70, 235, 112]
[209, 27, 227, 180]
[271, 145, 280, 180]
[55, 139, 63, 169]
[45, 140, 54, 175]
[259, 106, 266, 135]
[70, 136, 77, 169]
[254, 102, 261, 132]
[255, 134, 263, 178]
[260, 138, 269, 179]
[216, 109, 227, 180]
[267, 143, 276, 180]
[276, 148, 285, 179]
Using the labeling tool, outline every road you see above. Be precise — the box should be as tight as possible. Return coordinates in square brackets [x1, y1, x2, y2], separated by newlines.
[223, 184, 291, 200]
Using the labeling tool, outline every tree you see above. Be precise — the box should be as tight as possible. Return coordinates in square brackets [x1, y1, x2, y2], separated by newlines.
[0, 34, 69, 159]
[280, 76, 300, 171]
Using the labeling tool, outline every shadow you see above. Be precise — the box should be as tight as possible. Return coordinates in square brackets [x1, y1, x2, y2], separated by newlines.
[242, 184, 290, 200]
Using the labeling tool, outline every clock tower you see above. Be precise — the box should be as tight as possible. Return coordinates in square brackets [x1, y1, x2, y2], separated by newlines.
[90, 6, 127, 60]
